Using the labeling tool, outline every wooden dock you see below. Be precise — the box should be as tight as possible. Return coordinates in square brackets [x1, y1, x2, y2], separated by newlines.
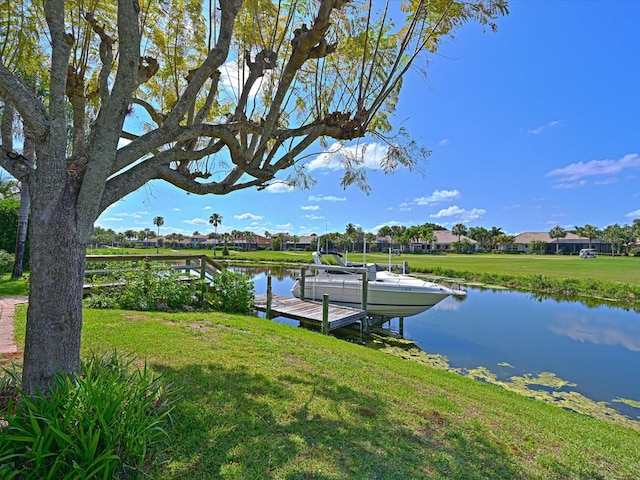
[253, 294, 366, 333]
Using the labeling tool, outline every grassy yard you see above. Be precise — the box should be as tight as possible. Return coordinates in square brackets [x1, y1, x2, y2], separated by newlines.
[7, 305, 640, 479]
[226, 249, 640, 284]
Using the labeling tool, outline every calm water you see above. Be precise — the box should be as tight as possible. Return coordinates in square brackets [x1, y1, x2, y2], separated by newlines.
[245, 267, 640, 421]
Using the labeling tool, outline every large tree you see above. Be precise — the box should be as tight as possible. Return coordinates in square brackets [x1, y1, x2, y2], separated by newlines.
[0, 0, 507, 393]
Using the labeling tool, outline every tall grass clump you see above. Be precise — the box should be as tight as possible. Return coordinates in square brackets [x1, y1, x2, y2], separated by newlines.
[0, 352, 173, 479]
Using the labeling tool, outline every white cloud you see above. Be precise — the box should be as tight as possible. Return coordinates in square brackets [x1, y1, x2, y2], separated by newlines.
[219, 60, 272, 102]
[275, 223, 293, 231]
[308, 194, 347, 202]
[304, 214, 324, 220]
[528, 120, 562, 135]
[430, 205, 486, 222]
[99, 217, 123, 222]
[546, 153, 640, 183]
[552, 180, 588, 190]
[306, 142, 388, 171]
[203, 206, 212, 210]
[301, 205, 320, 211]
[114, 211, 148, 219]
[265, 182, 295, 193]
[438, 138, 449, 146]
[173, 208, 181, 211]
[182, 218, 209, 225]
[624, 209, 640, 219]
[414, 189, 461, 206]
[234, 212, 263, 220]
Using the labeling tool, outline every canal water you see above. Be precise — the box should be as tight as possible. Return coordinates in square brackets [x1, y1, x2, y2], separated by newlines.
[243, 267, 640, 423]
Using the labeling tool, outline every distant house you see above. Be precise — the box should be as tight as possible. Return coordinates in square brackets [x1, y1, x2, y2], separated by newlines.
[286, 235, 316, 250]
[512, 232, 611, 254]
[411, 230, 477, 253]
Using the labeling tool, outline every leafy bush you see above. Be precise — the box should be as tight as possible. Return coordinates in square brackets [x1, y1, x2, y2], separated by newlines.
[206, 269, 254, 314]
[0, 352, 173, 479]
[0, 249, 15, 274]
[85, 260, 201, 311]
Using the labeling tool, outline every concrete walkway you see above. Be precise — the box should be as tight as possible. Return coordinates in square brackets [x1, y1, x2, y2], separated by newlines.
[0, 296, 28, 355]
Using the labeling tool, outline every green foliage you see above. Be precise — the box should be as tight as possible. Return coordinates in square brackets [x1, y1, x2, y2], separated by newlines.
[85, 261, 201, 311]
[0, 250, 15, 274]
[0, 198, 18, 254]
[0, 352, 173, 479]
[206, 269, 254, 314]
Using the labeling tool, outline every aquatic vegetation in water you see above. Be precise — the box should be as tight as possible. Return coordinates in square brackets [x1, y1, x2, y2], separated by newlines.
[612, 397, 640, 409]
[374, 341, 640, 431]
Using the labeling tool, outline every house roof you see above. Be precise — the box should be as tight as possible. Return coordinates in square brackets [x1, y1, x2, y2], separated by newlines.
[433, 230, 477, 244]
[513, 232, 603, 244]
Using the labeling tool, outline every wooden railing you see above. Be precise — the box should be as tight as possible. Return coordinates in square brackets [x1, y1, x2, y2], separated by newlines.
[84, 254, 224, 296]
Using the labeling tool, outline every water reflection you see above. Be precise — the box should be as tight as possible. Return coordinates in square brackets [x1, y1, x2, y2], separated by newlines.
[245, 268, 640, 426]
[549, 313, 640, 351]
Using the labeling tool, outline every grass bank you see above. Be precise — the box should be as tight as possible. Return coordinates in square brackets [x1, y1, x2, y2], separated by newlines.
[7, 305, 640, 479]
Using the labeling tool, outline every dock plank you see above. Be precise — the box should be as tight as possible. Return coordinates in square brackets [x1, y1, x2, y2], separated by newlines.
[254, 294, 366, 331]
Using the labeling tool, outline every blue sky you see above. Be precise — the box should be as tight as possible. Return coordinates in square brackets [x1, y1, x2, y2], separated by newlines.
[98, 1, 640, 238]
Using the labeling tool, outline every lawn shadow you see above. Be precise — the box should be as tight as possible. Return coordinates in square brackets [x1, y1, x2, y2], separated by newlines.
[153, 361, 532, 479]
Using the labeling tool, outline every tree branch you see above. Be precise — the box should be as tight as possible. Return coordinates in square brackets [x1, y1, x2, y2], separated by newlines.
[0, 64, 49, 140]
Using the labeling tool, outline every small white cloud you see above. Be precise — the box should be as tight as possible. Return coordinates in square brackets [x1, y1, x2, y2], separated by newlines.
[183, 218, 209, 225]
[625, 209, 640, 219]
[438, 138, 449, 146]
[528, 120, 562, 135]
[430, 205, 486, 222]
[99, 217, 123, 222]
[414, 189, 460, 206]
[304, 214, 324, 220]
[301, 205, 320, 211]
[234, 213, 263, 220]
[265, 183, 295, 193]
[203, 206, 212, 210]
[546, 153, 640, 183]
[173, 208, 181, 211]
[114, 211, 147, 219]
[552, 180, 588, 190]
[307, 142, 388, 171]
[308, 194, 347, 202]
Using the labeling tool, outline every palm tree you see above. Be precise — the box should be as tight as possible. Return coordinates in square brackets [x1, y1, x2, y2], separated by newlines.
[209, 213, 222, 256]
[576, 224, 600, 250]
[420, 227, 437, 253]
[548, 226, 567, 254]
[153, 216, 164, 253]
[451, 223, 468, 253]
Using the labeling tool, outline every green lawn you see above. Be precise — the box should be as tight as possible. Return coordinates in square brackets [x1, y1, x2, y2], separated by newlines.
[227, 250, 640, 284]
[8, 305, 640, 479]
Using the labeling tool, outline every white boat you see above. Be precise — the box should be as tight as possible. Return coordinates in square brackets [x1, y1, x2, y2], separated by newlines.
[290, 252, 462, 317]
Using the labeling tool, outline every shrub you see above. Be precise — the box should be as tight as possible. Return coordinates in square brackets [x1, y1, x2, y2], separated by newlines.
[0, 250, 15, 274]
[207, 269, 254, 314]
[86, 260, 201, 311]
[0, 352, 173, 479]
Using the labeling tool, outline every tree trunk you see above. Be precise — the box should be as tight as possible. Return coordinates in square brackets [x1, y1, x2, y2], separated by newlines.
[21, 188, 85, 394]
[11, 184, 30, 278]
[12, 123, 36, 279]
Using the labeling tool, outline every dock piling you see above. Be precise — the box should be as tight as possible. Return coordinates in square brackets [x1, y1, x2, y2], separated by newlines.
[322, 294, 329, 335]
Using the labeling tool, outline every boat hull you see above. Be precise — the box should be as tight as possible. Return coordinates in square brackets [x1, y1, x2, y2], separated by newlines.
[291, 272, 455, 317]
